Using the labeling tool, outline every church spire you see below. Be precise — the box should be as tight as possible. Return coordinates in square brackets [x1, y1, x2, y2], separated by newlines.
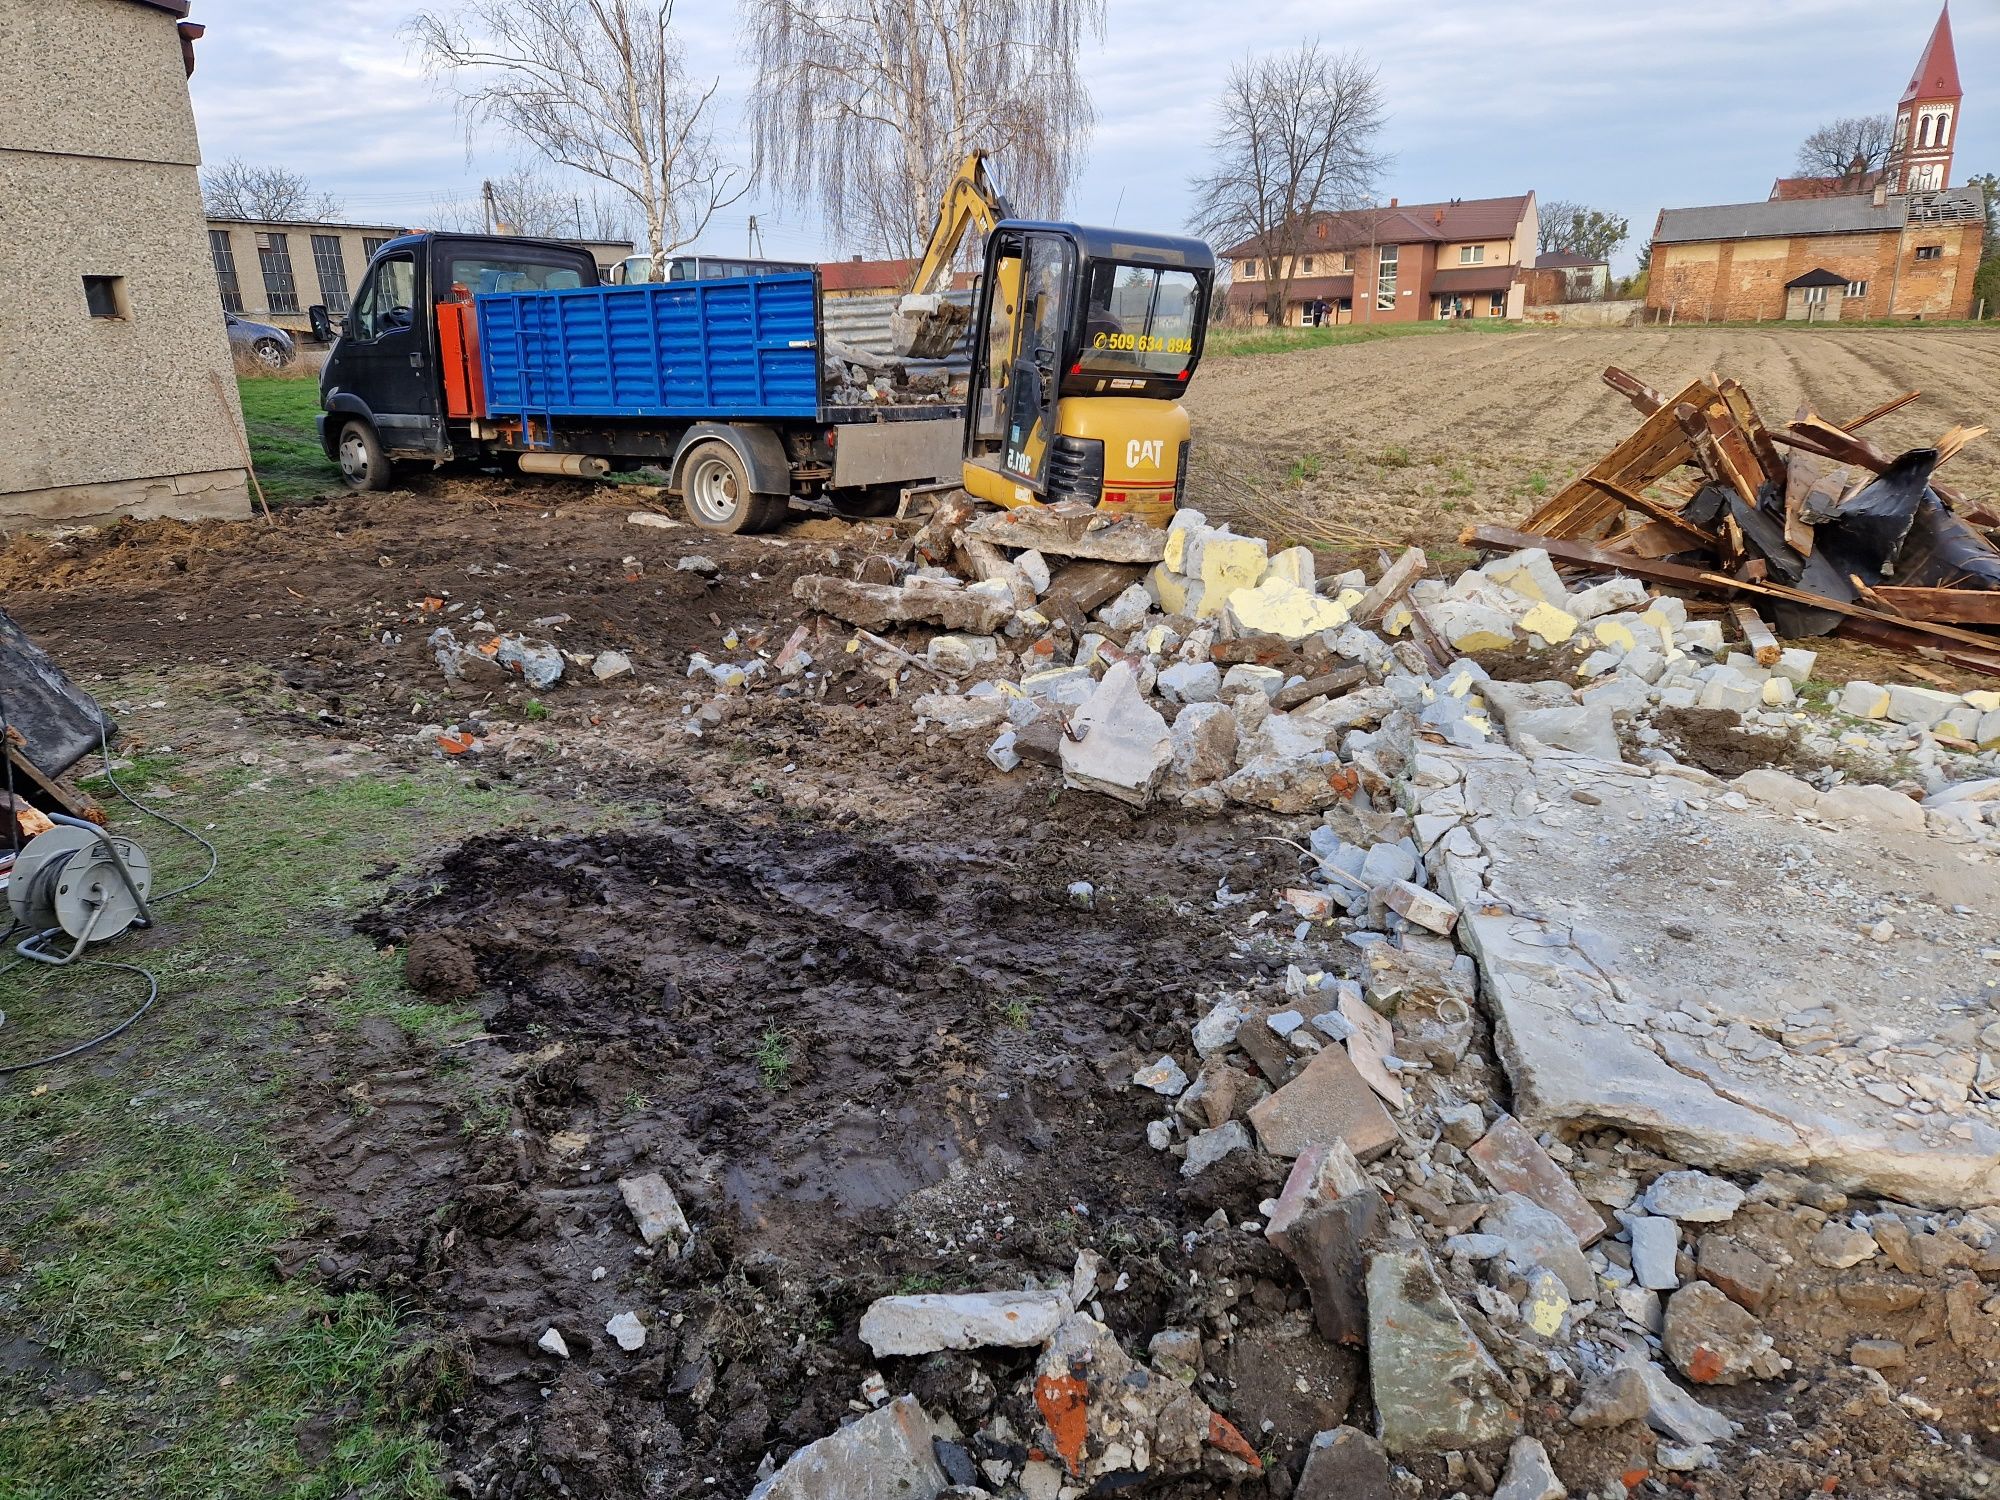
[1887, 5, 1961, 193]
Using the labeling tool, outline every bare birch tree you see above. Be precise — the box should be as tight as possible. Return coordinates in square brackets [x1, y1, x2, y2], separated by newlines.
[744, 0, 1103, 259]
[1189, 44, 1388, 326]
[430, 168, 634, 242]
[1794, 114, 1895, 182]
[201, 158, 343, 220]
[409, 0, 743, 264]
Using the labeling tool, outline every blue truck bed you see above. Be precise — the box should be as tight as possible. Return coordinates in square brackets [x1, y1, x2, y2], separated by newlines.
[476, 272, 823, 421]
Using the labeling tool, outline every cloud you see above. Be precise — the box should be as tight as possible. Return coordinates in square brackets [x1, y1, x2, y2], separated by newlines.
[186, 0, 1992, 270]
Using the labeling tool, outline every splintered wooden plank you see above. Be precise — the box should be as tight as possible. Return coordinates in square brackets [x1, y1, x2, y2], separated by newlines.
[1694, 397, 1768, 504]
[1869, 587, 2000, 625]
[1602, 520, 1701, 559]
[1580, 475, 1716, 545]
[1730, 604, 1781, 665]
[1602, 366, 1666, 415]
[1354, 546, 1427, 625]
[1522, 378, 1715, 538]
[1841, 390, 1920, 431]
[1782, 450, 1823, 556]
[1719, 380, 1785, 492]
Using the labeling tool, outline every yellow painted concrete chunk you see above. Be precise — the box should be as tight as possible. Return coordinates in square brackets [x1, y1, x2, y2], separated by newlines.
[1964, 690, 2000, 713]
[1383, 605, 1414, 637]
[1223, 578, 1351, 640]
[1164, 527, 1190, 573]
[1146, 563, 1194, 616]
[1593, 619, 1636, 653]
[1262, 544, 1316, 591]
[1335, 587, 1365, 612]
[1194, 536, 1270, 618]
[1518, 601, 1579, 645]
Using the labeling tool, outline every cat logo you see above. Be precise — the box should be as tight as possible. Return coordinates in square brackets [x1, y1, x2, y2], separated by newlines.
[1125, 438, 1165, 470]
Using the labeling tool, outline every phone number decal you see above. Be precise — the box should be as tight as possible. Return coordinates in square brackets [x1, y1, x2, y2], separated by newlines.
[1091, 332, 1193, 354]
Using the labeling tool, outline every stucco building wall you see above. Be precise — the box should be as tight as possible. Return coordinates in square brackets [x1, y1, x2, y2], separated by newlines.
[0, 0, 250, 530]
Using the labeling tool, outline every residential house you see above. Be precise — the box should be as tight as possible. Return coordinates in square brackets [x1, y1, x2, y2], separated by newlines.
[818, 256, 916, 299]
[0, 0, 249, 530]
[208, 217, 634, 334]
[1527, 250, 1610, 304]
[1646, 185, 1985, 322]
[1220, 194, 1539, 326]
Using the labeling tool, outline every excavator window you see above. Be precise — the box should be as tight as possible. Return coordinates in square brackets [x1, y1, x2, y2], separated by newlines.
[1075, 262, 1203, 379]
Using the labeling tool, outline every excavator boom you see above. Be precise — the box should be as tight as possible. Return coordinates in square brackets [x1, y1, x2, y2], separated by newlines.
[889, 151, 1013, 360]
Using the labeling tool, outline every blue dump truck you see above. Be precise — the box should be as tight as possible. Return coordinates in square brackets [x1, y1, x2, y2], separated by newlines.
[317, 232, 964, 533]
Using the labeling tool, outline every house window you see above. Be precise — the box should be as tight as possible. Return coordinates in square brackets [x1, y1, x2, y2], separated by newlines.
[1802, 286, 1827, 306]
[311, 234, 351, 313]
[1919, 115, 1933, 148]
[1301, 256, 1314, 274]
[257, 232, 300, 313]
[1376, 244, 1398, 310]
[1915, 244, 1943, 261]
[209, 229, 243, 312]
[363, 237, 394, 261]
[82, 275, 126, 319]
[1845, 280, 1869, 298]
[1488, 292, 1505, 316]
[1459, 245, 1485, 264]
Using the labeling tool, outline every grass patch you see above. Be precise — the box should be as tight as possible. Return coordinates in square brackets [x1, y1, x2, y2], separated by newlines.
[0, 727, 540, 1496]
[1205, 319, 1531, 358]
[238, 376, 334, 505]
[755, 1028, 793, 1090]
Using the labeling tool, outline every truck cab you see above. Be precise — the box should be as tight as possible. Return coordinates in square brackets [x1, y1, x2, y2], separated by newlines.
[961, 222, 1214, 523]
[318, 233, 599, 488]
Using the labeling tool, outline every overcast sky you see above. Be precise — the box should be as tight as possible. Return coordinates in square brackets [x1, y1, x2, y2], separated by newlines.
[187, 0, 1993, 274]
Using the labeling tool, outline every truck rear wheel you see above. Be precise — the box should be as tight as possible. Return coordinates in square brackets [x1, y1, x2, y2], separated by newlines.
[336, 418, 393, 492]
[679, 440, 787, 533]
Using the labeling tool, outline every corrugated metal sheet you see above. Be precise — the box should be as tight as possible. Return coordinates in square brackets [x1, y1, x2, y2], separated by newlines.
[477, 273, 823, 420]
[820, 290, 974, 378]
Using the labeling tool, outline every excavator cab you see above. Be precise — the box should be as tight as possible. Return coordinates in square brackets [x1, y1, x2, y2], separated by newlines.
[960, 222, 1214, 523]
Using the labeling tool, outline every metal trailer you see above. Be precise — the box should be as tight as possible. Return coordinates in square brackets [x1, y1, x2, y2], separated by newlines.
[317, 233, 966, 533]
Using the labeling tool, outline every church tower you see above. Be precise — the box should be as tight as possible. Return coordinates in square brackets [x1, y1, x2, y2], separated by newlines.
[1886, 5, 1961, 194]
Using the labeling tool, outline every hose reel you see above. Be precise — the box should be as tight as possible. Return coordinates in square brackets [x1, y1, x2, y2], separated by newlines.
[7, 815, 153, 964]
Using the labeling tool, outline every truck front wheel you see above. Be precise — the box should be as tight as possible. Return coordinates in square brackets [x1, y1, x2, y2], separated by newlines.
[679, 440, 787, 534]
[336, 419, 393, 492]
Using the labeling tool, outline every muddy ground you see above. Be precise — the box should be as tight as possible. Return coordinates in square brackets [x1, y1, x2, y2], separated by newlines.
[5, 461, 1999, 1497]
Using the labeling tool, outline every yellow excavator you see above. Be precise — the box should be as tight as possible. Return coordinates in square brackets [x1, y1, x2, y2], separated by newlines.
[893, 152, 1215, 524]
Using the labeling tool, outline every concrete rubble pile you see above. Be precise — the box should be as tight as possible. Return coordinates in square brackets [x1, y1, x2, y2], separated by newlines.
[744, 503, 2000, 1498]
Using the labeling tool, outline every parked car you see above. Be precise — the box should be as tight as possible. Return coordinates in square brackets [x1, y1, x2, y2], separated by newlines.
[225, 312, 295, 368]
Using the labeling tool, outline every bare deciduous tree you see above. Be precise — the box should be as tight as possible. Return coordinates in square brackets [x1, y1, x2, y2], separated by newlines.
[1537, 199, 1628, 262]
[744, 0, 1103, 259]
[1794, 114, 1895, 182]
[409, 0, 744, 264]
[201, 158, 343, 221]
[1188, 43, 1388, 327]
[431, 168, 634, 243]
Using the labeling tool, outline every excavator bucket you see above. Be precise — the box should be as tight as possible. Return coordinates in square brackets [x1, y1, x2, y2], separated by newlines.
[889, 293, 971, 361]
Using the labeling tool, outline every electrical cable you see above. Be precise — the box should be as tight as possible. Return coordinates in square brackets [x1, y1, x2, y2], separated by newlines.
[0, 693, 217, 1074]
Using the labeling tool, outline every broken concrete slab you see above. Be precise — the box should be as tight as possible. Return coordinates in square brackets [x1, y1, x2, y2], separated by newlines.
[793, 574, 1013, 634]
[1467, 1115, 1605, 1248]
[1182, 1119, 1253, 1177]
[748, 1394, 946, 1500]
[965, 505, 1168, 564]
[617, 1172, 692, 1250]
[858, 1290, 1069, 1357]
[1480, 1193, 1594, 1300]
[1661, 1281, 1779, 1386]
[1618, 1351, 1736, 1448]
[1060, 662, 1171, 805]
[1246, 1045, 1400, 1162]
[1420, 741, 2000, 1209]
[1642, 1170, 1744, 1224]
[1218, 751, 1347, 815]
[1493, 1435, 1566, 1500]
[1365, 1239, 1521, 1455]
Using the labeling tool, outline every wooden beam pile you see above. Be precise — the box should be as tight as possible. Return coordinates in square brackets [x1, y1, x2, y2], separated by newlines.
[1472, 366, 2000, 675]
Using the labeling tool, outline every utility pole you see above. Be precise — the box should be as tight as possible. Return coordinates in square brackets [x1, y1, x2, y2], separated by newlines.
[574, 196, 585, 239]
[482, 179, 497, 235]
[748, 215, 764, 258]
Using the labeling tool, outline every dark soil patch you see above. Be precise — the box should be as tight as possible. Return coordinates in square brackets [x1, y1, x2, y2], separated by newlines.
[1652, 706, 1827, 779]
[402, 929, 478, 998]
[300, 804, 1312, 1498]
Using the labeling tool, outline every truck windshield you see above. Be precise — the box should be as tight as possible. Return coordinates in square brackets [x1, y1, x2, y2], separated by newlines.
[450, 254, 589, 296]
[1076, 263, 1203, 378]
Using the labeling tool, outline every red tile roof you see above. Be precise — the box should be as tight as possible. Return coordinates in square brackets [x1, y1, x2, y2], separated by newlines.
[1769, 172, 1883, 202]
[1224, 274, 1354, 307]
[819, 257, 915, 293]
[1901, 4, 1960, 104]
[1221, 195, 1532, 259]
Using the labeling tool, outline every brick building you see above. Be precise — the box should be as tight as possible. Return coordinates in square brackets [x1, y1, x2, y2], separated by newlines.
[1646, 187, 1985, 322]
[1221, 194, 1538, 326]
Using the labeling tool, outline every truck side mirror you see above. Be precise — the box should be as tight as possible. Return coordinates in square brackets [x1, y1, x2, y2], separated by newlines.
[308, 305, 334, 343]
